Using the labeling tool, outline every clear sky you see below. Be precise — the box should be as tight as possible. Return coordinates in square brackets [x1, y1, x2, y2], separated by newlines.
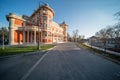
[0, 0, 120, 38]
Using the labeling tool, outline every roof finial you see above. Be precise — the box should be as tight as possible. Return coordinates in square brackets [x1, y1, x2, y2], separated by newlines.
[45, 3, 49, 6]
[63, 21, 65, 24]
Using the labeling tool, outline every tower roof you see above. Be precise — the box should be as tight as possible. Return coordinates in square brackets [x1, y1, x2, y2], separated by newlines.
[60, 21, 68, 27]
[31, 4, 55, 17]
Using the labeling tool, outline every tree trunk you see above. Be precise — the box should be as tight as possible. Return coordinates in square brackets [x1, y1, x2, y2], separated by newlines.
[104, 42, 106, 53]
[91, 42, 92, 48]
[2, 33, 4, 49]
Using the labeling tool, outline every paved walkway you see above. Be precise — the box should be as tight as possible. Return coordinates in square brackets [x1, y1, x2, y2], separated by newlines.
[84, 43, 120, 56]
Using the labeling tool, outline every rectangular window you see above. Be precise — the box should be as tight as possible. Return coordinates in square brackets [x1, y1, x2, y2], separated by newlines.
[42, 31, 47, 36]
[43, 23, 47, 28]
[42, 16, 47, 21]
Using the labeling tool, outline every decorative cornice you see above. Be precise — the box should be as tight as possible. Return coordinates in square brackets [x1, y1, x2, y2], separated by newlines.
[6, 13, 25, 21]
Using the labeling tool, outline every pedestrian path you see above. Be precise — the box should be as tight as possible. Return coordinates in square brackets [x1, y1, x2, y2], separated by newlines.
[84, 43, 120, 56]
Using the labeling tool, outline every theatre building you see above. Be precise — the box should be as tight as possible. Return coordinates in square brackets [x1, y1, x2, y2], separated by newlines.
[6, 4, 68, 45]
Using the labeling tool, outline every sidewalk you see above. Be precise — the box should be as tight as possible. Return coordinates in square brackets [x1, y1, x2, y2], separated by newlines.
[84, 43, 120, 56]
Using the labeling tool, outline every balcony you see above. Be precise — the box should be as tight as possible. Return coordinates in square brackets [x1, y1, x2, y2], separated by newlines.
[18, 26, 38, 31]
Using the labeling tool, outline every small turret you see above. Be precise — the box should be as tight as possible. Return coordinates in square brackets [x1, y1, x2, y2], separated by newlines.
[60, 21, 68, 30]
[60, 21, 68, 42]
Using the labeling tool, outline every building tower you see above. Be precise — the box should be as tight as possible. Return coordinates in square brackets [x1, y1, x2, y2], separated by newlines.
[60, 21, 68, 42]
[30, 3, 55, 43]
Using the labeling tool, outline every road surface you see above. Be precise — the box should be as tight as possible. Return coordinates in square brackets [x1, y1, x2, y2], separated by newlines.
[0, 42, 120, 80]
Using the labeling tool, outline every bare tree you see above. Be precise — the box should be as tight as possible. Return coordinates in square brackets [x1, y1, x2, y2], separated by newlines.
[114, 11, 120, 38]
[96, 28, 109, 52]
[95, 32, 100, 38]
[72, 29, 79, 42]
[67, 33, 71, 42]
[106, 26, 115, 38]
[114, 11, 120, 21]
[114, 23, 120, 38]
[0, 27, 8, 49]
[113, 23, 120, 47]
[78, 35, 81, 42]
[78, 35, 85, 43]
[93, 11, 120, 51]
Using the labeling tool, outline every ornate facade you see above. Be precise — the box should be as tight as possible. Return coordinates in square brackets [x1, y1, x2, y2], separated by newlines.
[6, 4, 68, 45]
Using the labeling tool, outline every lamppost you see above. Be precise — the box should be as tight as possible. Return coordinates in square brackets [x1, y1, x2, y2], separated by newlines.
[37, 2, 46, 50]
[37, 4, 41, 50]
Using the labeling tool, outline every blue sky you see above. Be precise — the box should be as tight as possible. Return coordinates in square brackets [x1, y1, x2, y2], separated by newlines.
[0, 0, 120, 38]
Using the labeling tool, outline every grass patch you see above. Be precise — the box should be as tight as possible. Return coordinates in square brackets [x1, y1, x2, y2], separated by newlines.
[0, 44, 55, 56]
[78, 43, 120, 62]
[41, 44, 55, 50]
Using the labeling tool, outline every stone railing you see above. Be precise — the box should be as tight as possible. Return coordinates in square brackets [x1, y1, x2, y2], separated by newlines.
[18, 26, 38, 31]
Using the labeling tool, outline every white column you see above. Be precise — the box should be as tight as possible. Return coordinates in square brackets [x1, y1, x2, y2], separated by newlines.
[34, 30, 36, 44]
[30, 31, 33, 43]
[23, 30, 25, 44]
[66, 30, 67, 42]
[27, 31, 29, 43]
[18, 31, 20, 44]
[9, 18, 14, 45]
[23, 22, 26, 44]
[46, 32, 48, 43]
